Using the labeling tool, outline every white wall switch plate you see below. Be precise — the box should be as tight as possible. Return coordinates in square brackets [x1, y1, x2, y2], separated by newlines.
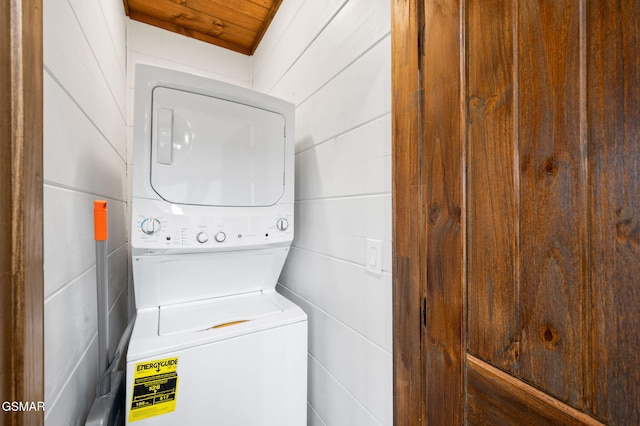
[365, 238, 383, 275]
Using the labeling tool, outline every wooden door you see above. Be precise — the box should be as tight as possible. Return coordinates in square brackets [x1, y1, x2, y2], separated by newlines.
[392, 0, 640, 424]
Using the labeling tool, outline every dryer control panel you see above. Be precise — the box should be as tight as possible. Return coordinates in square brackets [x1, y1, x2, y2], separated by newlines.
[131, 198, 293, 255]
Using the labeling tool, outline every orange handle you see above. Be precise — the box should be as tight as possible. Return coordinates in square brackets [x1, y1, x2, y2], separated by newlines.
[93, 200, 108, 241]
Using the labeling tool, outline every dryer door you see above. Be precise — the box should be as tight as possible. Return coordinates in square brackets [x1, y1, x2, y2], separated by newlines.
[150, 87, 286, 207]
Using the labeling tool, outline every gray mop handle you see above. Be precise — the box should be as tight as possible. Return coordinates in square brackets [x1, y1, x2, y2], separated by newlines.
[94, 200, 110, 396]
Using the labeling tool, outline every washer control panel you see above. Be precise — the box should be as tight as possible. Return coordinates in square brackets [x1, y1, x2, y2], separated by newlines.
[131, 198, 293, 253]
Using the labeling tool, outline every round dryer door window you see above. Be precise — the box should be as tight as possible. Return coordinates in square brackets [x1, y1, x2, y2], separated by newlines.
[150, 87, 286, 207]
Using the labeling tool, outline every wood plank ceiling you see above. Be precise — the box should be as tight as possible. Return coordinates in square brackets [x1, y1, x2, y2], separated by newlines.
[122, 0, 283, 55]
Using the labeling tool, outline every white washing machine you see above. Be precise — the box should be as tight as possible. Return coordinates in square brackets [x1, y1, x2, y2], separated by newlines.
[125, 64, 307, 425]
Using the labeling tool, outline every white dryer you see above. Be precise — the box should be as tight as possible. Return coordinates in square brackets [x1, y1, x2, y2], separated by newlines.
[125, 64, 307, 425]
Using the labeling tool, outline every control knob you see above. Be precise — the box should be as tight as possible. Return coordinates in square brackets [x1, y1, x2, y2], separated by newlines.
[196, 232, 209, 244]
[214, 231, 226, 243]
[276, 218, 289, 231]
[141, 218, 161, 235]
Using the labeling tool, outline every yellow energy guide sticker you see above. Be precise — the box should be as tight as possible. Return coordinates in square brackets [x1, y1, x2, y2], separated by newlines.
[129, 357, 179, 422]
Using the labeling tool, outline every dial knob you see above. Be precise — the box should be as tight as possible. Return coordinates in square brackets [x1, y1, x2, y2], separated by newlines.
[141, 218, 161, 235]
[196, 232, 209, 243]
[276, 218, 289, 231]
[214, 231, 226, 243]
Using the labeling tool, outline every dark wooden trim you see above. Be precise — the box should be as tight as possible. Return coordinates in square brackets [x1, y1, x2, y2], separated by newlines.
[0, 0, 44, 424]
[391, 0, 425, 424]
[467, 355, 604, 426]
[420, 0, 466, 423]
[392, 0, 466, 423]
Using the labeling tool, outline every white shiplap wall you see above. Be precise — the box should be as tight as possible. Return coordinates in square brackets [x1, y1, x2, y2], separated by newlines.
[253, 0, 393, 424]
[43, 0, 128, 424]
[126, 20, 251, 89]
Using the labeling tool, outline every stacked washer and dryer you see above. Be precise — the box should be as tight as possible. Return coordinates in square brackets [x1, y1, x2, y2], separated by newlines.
[125, 64, 307, 425]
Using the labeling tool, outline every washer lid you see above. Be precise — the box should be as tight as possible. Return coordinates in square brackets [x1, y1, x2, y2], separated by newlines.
[158, 292, 283, 336]
[150, 87, 286, 207]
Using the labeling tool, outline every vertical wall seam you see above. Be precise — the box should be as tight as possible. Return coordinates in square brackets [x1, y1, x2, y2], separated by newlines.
[416, 1, 427, 423]
[459, 0, 468, 423]
[578, 0, 592, 412]
[512, 0, 521, 375]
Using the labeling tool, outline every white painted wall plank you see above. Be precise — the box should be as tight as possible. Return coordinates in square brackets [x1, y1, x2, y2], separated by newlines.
[308, 356, 381, 426]
[44, 72, 127, 200]
[308, 403, 328, 426]
[126, 20, 251, 88]
[68, 0, 127, 117]
[269, 0, 390, 106]
[295, 115, 391, 201]
[295, 36, 391, 152]
[280, 286, 392, 425]
[252, 0, 347, 93]
[98, 0, 127, 76]
[280, 247, 392, 352]
[44, 339, 99, 425]
[43, 0, 126, 158]
[293, 195, 392, 272]
[44, 269, 98, 408]
[249, 0, 304, 67]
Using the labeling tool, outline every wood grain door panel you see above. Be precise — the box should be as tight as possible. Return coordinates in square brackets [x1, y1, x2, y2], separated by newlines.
[588, 1, 640, 421]
[392, 0, 640, 424]
[468, 0, 589, 408]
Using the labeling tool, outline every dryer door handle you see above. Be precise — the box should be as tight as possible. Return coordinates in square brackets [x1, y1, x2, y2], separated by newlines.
[156, 107, 174, 165]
